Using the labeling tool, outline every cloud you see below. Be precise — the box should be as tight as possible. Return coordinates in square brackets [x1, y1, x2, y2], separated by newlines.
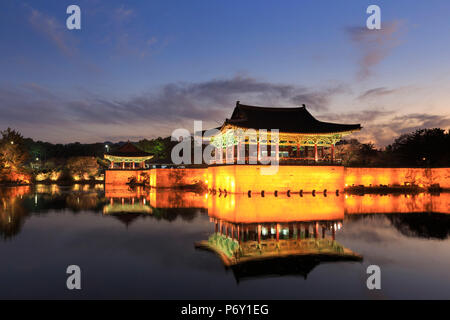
[320, 107, 450, 147]
[0, 84, 70, 125]
[28, 8, 76, 56]
[358, 87, 399, 100]
[67, 76, 345, 125]
[95, 5, 161, 59]
[115, 6, 134, 22]
[346, 20, 405, 79]
[2, 77, 447, 145]
[0, 76, 345, 142]
[352, 113, 450, 146]
[320, 109, 390, 123]
[391, 113, 450, 132]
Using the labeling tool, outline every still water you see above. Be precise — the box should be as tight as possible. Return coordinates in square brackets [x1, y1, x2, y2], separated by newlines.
[0, 184, 449, 299]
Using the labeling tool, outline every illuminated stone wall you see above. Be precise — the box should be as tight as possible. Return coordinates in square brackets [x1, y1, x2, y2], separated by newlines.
[104, 169, 148, 185]
[105, 166, 450, 193]
[207, 165, 345, 194]
[344, 167, 450, 189]
[148, 168, 208, 188]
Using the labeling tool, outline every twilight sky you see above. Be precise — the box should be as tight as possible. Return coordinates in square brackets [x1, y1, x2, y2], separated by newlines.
[0, 0, 449, 146]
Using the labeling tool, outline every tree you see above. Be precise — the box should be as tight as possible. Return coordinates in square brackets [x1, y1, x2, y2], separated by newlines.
[358, 143, 379, 166]
[386, 128, 450, 167]
[335, 139, 361, 166]
[137, 137, 177, 162]
[65, 157, 99, 180]
[0, 128, 29, 181]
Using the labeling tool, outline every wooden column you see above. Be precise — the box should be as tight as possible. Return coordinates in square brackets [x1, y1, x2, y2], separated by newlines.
[110, 161, 114, 169]
[257, 139, 261, 162]
[314, 222, 319, 239]
[237, 140, 242, 163]
[230, 144, 234, 163]
[275, 141, 280, 161]
[331, 145, 335, 163]
[296, 144, 300, 158]
[314, 144, 318, 162]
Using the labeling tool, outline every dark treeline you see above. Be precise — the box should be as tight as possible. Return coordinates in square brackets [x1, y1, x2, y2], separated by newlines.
[337, 128, 450, 167]
[24, 136, 177, 161]
[0, 128, 176, 183]
[24, 140, 107, 160]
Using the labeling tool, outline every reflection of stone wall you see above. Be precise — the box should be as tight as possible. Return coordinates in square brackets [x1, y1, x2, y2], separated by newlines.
[208, 193, 344, 223]
[149, 190, 206, 208]
[344, 167, 450, 189]
[207, 165, 344, 194]
[345, 193, 450, 215]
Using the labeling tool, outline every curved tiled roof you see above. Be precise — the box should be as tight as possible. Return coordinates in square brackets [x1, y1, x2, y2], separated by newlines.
[106, 142, 152, 158]
[223, 102, 361, 134]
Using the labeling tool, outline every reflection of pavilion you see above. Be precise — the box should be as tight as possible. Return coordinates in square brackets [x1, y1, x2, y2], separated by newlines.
[196, 212, 362, 281]
[103, 197, 152, 214]
[103, 185, 152, 226]
[102, 185, 207, 225]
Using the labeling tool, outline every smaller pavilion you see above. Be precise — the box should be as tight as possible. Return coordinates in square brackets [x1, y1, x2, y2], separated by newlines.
[104, 142, 153, 169]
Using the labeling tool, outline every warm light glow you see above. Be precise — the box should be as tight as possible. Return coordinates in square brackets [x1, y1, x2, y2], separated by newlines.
[208, 193, 344, 223]
[50, 171, 61, 181]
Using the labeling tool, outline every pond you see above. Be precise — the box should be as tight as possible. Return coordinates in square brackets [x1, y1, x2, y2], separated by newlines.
[0, 184, 449, 299]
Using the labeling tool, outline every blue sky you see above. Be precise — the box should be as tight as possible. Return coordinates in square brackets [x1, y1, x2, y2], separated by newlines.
[0, 0, 449, 145]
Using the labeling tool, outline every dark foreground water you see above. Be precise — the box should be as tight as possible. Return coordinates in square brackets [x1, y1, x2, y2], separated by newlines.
[0, 184, 449, 299]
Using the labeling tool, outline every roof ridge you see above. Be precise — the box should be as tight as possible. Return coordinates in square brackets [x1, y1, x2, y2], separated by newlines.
[223, 101, 361, 134]
[237, 103, 307, 111]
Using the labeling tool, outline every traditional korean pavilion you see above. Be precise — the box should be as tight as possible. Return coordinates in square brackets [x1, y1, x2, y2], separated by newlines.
[104, 142, 153, 169]
[210, 101, 362, 164]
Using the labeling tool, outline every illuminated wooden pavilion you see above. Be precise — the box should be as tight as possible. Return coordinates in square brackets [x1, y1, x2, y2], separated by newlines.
[104, 142, 153, 169]
[210, 101, 361, 164]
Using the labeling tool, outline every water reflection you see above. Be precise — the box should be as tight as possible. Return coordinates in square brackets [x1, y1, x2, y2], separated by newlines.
[1, 184, 450, 297]
[196, 218, 362, 281]
[0, 186, 30, 239]
[1, 185, 449, 240]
